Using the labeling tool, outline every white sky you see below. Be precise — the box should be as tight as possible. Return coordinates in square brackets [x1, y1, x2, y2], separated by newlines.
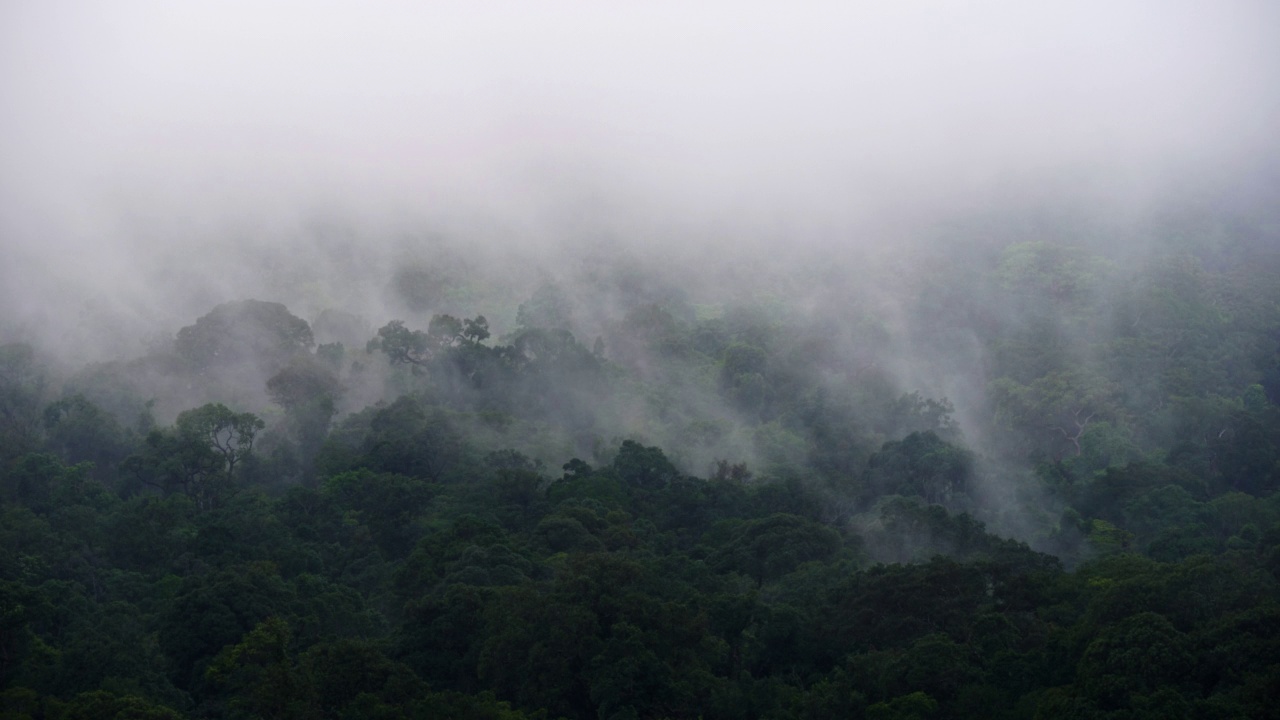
[4, 2, 1277, 209]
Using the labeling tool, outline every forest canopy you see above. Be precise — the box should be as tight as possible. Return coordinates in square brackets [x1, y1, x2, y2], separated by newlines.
[2, 213, 1279, 718]
[3, 2, 1280, 718]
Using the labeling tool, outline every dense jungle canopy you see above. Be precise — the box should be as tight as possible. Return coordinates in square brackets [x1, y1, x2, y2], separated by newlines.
[3, 220, 1280, 719]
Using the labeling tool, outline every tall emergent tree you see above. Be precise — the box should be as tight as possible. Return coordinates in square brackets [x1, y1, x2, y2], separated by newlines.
[121, 403, 264, 510]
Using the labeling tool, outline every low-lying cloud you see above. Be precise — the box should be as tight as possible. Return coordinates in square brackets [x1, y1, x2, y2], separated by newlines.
[2, 1, 1278, 356]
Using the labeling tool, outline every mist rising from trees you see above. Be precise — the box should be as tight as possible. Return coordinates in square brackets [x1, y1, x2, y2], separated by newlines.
[3, 4, 1280, 717]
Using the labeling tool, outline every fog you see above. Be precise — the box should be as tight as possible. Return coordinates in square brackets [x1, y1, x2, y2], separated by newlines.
[5, 3, 1278, 326]
[3, 3, 1279, 522]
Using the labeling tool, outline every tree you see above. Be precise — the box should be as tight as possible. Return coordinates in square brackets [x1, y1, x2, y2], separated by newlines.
[0, 343, 47, 465]
[267, 355, 344, 481]
[611, 440, 679, 490]
[321, 469, 433, 557]
[863, 432, 973, 506]
[314, 396, 467, 483]
[606, 303, 685, 373]
[1214, 385, 1280, 496]
[204, 617, 303, 720]
[864, 498, 1007, 564]
[887, 634, 979, 703]
[43, 394, 132, 484]
[995, 240, 1112, 308]
[712, 514, 843, 588]
[990, 369, 1126, 461]
[517, 283, 575, 331]
[367, 315, 490, 369]
[311, 308, 370, 348]
[866, 691, 938, 720]
[367, 320, 431, 368]
[176, 403, 263, 478]
[298, 639, 425, 717]
[121, 403, 263, 510]
[57, 691, 185, 720]
[175, 300, 313, 371]
[160, 562, 294, 693]
[1075, 612, 1194, 712]
[464, 315, 491, 343]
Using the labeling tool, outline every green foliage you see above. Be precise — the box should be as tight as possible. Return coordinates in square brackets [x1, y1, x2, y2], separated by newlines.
[368, 320, 433, 367]
[996, 241, 1112, 305]
[265, 355, 344, 483]
[321, 470, 434, 557]
[1075, 612, 1194, 711]
[864, 432, 973, 506]
[867, 690, 939, 720]
[0, 343, 48, 466]
[710, 513, 842, 587]
[204, 616, 299, 719]
[610, 440, 679, 490]
[990, 369, 1127, 462]
[317, 396, 467, 483]
[42, 394, 133, 485]
[5, 236, 1280, 719]
[368, 314, 492, 369]
[57, 690, 185, 719]
[121, 403, 263, 509]
[159, 562, 294, 691]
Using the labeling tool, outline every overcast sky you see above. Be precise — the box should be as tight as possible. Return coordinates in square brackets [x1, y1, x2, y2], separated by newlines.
[2, 2, 1278, 351]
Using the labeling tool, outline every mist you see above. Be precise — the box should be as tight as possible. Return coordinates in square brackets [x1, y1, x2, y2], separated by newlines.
[5, 2, 1278, 322]
[8, 9, 1280, 713]
[3, 1, 1280, 545]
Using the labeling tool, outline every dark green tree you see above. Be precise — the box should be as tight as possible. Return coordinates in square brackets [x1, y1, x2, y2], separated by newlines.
[121, 403, 263, 509]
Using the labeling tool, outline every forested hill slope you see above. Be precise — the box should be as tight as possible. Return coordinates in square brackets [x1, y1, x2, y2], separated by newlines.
[3, 230, 1280, 719]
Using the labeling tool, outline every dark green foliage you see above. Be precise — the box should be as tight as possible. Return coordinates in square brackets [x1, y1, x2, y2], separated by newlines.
[864, 432, 973, 506]
[42, 394, 133, 485]
[547, 461, 628, 508]
[0, 343, 48, 466]
[368, 314, 490, 370]
[610, 440, 679, 490]
[1075, 612, 1195, 711]
[709, 513, 842, 587]
[57, 691, 186, 719]
[321, 470, 434, 557]
[120, 403, 263, 510]
[6, 234, 1280, 720]
[319, 395, 465, 482]
[368, 319, 434, 367]
[159, 562, 294, 691]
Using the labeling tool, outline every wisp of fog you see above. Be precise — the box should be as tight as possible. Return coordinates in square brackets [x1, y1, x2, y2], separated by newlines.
[2, 3, 1278, 510]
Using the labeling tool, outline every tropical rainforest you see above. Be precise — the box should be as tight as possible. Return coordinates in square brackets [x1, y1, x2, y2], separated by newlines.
[2, 200, 1280, 720]
[5, 3, 1280, 720]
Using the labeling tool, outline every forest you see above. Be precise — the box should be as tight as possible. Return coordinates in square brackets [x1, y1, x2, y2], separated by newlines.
[4, 3, 1280, 719]
[2, 198, 1279, 720]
